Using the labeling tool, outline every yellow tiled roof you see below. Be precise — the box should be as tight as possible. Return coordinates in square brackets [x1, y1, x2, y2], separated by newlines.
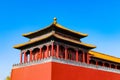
[89, 51, 120, 63]
[54, 23, 88, 37]
[14, 32, 95, 49]
[14, 31, 54, 49]
[22, 22, 88, 37]
[54, 33, 96, 48]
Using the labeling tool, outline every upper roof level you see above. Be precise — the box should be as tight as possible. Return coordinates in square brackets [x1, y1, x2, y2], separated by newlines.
[22, 18, 88, 39]
[14, 18, 96, 49]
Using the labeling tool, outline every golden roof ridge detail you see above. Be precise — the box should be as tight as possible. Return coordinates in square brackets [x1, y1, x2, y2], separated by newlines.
[53, 17, 57, 24]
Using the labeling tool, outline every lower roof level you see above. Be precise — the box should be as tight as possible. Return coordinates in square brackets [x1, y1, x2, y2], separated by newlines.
[89, 51, 120, 63]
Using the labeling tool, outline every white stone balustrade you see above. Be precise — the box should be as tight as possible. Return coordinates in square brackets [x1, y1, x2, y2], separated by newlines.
[12, 57, 120, 74]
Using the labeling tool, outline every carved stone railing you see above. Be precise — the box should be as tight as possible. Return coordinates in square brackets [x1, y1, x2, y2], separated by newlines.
[12, 57, 120, 74]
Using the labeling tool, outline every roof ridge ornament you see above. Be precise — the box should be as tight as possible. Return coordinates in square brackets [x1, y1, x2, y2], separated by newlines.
[53, 17, 57, 24]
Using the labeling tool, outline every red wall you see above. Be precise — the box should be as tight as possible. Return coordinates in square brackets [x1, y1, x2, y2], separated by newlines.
[11, 62, 120, 80]
[11, 62, 52, 80]
[52, 62, 120, 80]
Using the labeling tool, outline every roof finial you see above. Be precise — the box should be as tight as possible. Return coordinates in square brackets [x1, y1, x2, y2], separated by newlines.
[53, 17, 57, 24]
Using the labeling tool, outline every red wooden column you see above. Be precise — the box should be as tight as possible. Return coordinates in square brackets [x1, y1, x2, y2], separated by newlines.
[24, 51, 27, 63]
[56, 44, 59, 58]
[87, 53, 90, 64]
[30, 50, 32, 62]
[82, 50, 85, 63]
[109, 64, 111, 68]
[20, 52, 22, 63]
[65, 47, 68, 60]
[46, 45, 49, 58]
[36, 51, 39, 60]
[96, 61, 98, 66]
[115, 65, 117, 69]
[39, 47, 42, 59]
[76, 50, 78, 62]
[103, 62, 105, 67]
[51, 42, 54, 57]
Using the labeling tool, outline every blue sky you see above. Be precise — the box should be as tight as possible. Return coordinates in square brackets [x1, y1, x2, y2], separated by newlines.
[0, 0, 120, 79]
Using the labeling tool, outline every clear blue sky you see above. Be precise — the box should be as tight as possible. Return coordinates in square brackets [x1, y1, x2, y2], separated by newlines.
[0, 0, 120, 79]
